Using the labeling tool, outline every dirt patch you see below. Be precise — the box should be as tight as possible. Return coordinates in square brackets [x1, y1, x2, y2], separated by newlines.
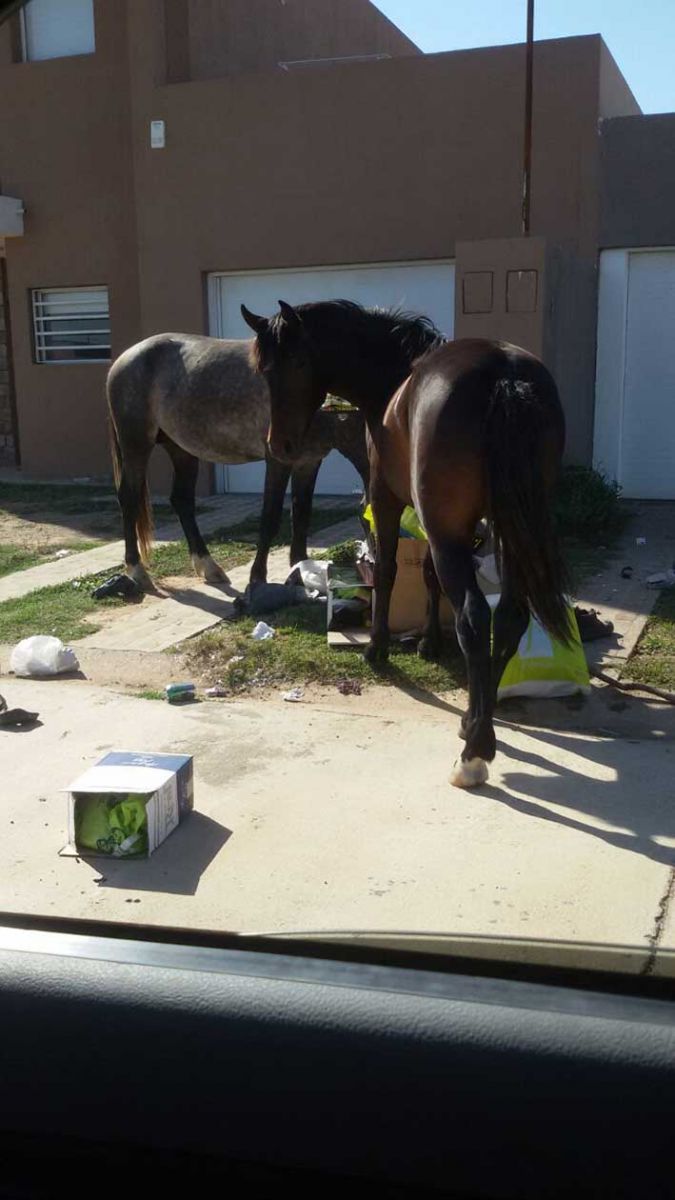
[0, 509, 117, 548]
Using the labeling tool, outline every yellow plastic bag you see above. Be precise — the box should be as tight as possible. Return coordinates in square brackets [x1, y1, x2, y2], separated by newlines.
[363, 503, 427, 540]
[492, 598, 590, 700]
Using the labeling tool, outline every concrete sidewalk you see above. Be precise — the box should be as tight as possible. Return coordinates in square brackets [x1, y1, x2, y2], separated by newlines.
[3, 675, 675, 971]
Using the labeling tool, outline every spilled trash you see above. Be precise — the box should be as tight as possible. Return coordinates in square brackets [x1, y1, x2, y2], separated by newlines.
[165, 682, 196, 704]
[92, 574, 143, 601]
[647, 567, 675, 589]
[251, 621, 275, 641]
[10, 636, 79, 678]
[0, 693, 39, 728]
[336, 678, 362, 696]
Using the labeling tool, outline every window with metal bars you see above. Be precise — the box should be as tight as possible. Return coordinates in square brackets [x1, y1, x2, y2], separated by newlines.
[20, 0, 96, 63]
[32, 287, 110, 364]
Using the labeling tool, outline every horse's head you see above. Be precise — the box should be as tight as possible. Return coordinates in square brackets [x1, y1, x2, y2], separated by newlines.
[242, 300, 327, 463]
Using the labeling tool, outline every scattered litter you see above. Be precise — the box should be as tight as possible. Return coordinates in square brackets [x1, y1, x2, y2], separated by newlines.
[636, 537, 647, 546]
[285, 559, 330, 596]
[336, 678, 362, 696]
[620, 566, 633, 579]
[227, 655, 245, 666]
[205, 685, 228, 697]
[91, 573, 142, 601]
[72, 580, 81, 589]
[0, 705, 39, 728]
[246, 582, 299, 615]
[647, 568, 675, 589]
[53, 549, 72, 559]
[574, 607, 614, 642]
[10, 635, 79, 678]
[251, 621, 275, 641]
[283, 687, 304, 702]
[165, 682, 196, 704]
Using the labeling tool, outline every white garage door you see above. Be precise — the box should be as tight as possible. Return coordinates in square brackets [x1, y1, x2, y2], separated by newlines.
[595, 249, 675, 499]
[208, 260, 455, 493]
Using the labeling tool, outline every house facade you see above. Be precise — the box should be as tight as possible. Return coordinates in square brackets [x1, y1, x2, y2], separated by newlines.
[1, 0, 674, 497]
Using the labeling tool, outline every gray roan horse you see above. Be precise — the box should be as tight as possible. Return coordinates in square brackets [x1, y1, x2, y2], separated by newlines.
[106, 332, 369, 589]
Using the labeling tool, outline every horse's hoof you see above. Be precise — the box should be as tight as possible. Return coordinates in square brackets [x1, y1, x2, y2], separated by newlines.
[449, 757, 489, 789]
[194, 555, 229, 585]
[417, 635, 441, 661]
[127, 563, 155, 593]
[364, 642, 389, 667]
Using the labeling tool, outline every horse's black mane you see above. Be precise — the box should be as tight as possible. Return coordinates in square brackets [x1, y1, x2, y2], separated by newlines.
[267, 299, 445, 366]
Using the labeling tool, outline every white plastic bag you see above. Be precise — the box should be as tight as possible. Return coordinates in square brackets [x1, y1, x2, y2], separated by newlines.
[288, 559, 330, 596]
[250, 621, 275, 641]
[10, 635, 80, 678]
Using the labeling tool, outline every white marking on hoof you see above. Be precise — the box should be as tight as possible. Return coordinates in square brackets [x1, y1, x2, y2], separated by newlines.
[193, 554, 229, 585]
[450, 757, 489, 789]
[127, 563, 155, 593]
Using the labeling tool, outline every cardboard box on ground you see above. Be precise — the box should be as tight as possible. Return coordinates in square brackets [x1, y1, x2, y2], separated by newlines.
[327, 537, 499, 645]
[61, 751, 194, 859]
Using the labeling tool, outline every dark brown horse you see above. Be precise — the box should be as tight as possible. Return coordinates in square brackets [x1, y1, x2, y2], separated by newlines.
[242, 300, 570, 789]
[106, 333, 368, 591]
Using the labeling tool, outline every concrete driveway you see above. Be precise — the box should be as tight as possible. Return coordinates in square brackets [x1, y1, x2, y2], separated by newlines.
[4, 673, 675, 973]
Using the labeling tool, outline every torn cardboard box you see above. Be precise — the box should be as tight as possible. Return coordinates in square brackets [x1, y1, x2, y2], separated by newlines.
[61, 750, 193, 859]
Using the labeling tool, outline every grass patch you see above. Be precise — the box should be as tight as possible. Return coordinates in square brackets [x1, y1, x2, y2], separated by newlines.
[133, 689, 165, 701]
[623, 589, 675, 690]
[0, 541, 101, 580]
[148, 539, 253, 579]
[0, 545, 50, 578]
[0, 569, 126, 644]
[187, 602, 464, 696]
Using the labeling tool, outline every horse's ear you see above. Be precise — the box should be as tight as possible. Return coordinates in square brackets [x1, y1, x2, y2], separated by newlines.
[241, 304, 268, 335]
[278, 300, 303, 332]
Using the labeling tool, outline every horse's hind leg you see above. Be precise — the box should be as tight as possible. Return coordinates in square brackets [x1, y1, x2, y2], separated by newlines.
[365, 478, 404, 666]
[249, 456, 291, 585]
[289, 460, 321, 567]
[430, 538, 494, 788]
[162, 438, 227, 585]
[116, 448, 155, 592]
[418, 547, 443, 660]
[492, 574, 529, 704]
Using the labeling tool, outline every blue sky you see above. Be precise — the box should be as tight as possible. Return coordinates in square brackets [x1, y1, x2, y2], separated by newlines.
[375, 1, 675, 114]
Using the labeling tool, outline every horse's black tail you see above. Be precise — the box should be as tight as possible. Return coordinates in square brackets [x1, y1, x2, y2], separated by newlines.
[486, 378, 571, 645]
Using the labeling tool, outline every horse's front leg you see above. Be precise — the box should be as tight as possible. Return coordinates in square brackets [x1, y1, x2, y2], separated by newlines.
[365, 479, 404, 667]
[289, 459, 321, 567]
[249, 456, 292, 585]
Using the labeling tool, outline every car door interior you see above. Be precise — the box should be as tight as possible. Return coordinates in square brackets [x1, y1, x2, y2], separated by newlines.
[0, 913, 673, 1199]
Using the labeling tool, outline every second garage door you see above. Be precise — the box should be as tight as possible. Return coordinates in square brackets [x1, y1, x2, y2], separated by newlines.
[208, 260, 455, 494]
[595, 249, 675, 499]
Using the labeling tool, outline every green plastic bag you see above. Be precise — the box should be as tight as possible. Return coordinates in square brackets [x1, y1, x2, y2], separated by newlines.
[495, 601, 590, 700]
[75, 793, 149, 857]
